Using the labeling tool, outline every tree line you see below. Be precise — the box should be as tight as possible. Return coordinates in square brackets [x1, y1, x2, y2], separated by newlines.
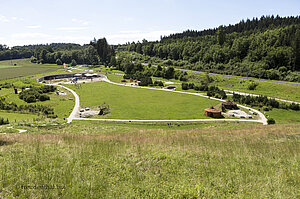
[122, 15, 300, 82]
[0, 38, 116, 66]
[115, 55, 188, 86]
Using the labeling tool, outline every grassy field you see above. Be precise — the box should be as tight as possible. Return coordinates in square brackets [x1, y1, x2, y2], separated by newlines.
[0, 59, 60, 81]
[0, 111, 39, 123]
[188, 73, 300, 102]
[0, 121, 299, 198]
[0, 85, 74, 121]
[67, 81, 222, 120]
[265, 108, 300, 124]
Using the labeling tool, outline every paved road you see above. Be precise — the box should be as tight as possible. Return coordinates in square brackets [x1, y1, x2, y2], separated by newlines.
[48, 84, 80, 123]
[60, 85, 80, 123]
[141, 63, 300, 86]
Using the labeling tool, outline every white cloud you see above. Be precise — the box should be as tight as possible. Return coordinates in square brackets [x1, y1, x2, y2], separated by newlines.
[26, 25, 41, 29]
[6, 32, 91, 46]
[0, 16, 25, 22]
[0, 15, 9, 22]
[107, 30, 175, 44]
[71, 18, 90, 26]
[11, 32, 51, 39]
[56, 27, 88, 31]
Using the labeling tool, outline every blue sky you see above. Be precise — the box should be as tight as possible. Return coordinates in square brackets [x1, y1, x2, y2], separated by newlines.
[0, 0, 299, 46]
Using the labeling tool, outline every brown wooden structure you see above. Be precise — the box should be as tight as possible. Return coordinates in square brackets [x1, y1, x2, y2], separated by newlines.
[204, 108, 222, 118]
[222, 100, 238, 110]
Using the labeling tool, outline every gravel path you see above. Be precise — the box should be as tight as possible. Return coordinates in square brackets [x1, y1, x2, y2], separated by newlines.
[44, 76, 268, 125]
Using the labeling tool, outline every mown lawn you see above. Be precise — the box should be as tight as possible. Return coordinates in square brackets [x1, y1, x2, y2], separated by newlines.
[67, 81, 220, 120]
[0, 121, 299, 198]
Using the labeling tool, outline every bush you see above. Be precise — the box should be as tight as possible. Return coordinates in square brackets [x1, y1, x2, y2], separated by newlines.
[24, 95, 37, 103]
[0, 117, 9, 125]
[289, 103, 300, 110]
[267, 118, 276, 125]
[248, 82, 259, 90]
[182, 83, 189, 90]
[39, 94, 50, 101]
[138, 77, 153, 86]
[153, 81, 164, 87]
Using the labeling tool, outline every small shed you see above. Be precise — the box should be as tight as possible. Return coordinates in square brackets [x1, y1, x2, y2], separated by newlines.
[204, 108, 222, 118]
[222, 100, 238, 110]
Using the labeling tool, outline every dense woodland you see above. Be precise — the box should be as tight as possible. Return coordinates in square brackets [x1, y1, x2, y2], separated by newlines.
[123, 15, 300, 82]
[0, 38, 115, 66]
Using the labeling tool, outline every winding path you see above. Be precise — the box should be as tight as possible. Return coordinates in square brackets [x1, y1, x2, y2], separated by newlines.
[59, 76, 267, 125]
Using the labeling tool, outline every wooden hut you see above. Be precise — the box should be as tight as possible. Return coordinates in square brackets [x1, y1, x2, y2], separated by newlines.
[222, 100, 238, 110]
[204, 108, 222, 118]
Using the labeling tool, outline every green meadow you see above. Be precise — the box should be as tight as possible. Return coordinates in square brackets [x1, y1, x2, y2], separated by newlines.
[188, 72, 300, 102]
[0, 59, 59, 81]
[0, 121, 299, 198]
[67, 81, 221, 120]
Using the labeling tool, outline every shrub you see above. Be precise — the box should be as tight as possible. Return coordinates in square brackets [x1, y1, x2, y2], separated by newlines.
[24, 95, 37, 103]
[39, 94, 50, 101]
[289, 103, 300, 111]
[182, 83, 189, 90]
[154, 81, 164, 87]
[267, 118, 276, 125]
[138, 77, 153, 86]
[0, 117, 9, 125]
[248, 82, 259, 90]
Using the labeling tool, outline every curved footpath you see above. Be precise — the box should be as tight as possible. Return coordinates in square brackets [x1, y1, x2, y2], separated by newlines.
[60, 76, 267, 125]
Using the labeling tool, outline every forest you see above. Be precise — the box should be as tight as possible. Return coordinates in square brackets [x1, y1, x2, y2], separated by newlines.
[123, 15, 300, 82]
[0, 38, 115, 66]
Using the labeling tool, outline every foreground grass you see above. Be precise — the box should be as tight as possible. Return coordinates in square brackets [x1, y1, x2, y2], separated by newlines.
[67, 81, 220, 120]
[0, 121, 299, 198]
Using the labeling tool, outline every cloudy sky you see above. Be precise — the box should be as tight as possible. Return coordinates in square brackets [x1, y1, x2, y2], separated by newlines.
[0, 0, 299, 46]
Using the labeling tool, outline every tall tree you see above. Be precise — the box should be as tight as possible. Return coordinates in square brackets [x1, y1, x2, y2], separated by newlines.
[293, 29, 300, 71]
[217, 26, 226, 46]
[90, 38, 115, 64]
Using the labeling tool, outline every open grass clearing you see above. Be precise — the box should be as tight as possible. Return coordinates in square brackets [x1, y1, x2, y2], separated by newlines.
[0, 122, 299, 198]
[0, 85, 74, 121]
[188, 72, 300, 102]
[0, 59, 60, 81]
[67, 81, 223, 120]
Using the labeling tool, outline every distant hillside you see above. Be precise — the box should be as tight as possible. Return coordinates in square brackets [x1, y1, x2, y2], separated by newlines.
[161, 15, 300, 41]
[0, 43, 85, 62]
[124, 15, 300, 82]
